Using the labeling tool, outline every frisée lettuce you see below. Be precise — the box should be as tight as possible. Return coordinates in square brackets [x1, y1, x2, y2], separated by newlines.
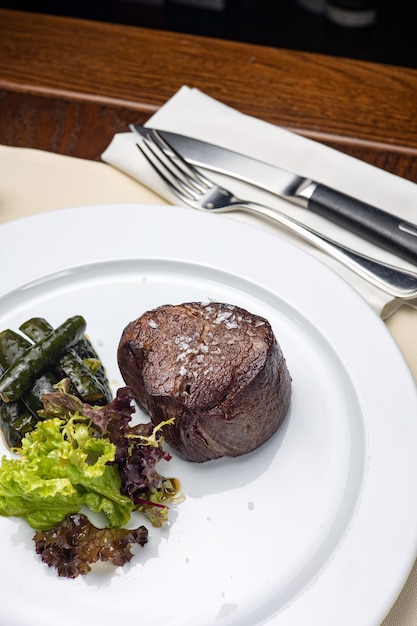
[0, 384, 181, 532]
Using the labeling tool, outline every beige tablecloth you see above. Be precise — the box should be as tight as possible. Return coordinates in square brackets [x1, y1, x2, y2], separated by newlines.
[1, 144, 417, 624]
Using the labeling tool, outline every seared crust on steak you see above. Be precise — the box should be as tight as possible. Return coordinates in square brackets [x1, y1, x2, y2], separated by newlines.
[117, 302, 291, 462]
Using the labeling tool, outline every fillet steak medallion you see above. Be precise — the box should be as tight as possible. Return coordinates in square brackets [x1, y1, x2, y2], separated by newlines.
[117, 302, 291, 462]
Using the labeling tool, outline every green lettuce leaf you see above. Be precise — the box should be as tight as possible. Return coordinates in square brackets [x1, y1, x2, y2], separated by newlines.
[0, 415, 134, 530]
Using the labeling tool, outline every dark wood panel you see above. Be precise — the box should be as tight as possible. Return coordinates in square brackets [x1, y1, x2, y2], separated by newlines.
[1, 89, 416, 183]
[0, 90, 150, 160]
[1, 9, 417, 154]
[1, 0, 416, 70]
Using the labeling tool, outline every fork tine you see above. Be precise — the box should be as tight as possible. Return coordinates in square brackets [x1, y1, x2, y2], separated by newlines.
[150, 130, 214, 190]
[147, 132, 206, 194]
[137, 130, 236, 211]
[136, 138, 199, 202]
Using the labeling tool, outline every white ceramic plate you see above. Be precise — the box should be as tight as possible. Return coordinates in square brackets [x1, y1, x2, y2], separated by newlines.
[1, 204, 417, 626]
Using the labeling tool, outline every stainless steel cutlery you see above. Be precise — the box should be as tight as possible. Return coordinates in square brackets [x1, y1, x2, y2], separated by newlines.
[132, 124, 417, 266]
[135, 128, 417, 300]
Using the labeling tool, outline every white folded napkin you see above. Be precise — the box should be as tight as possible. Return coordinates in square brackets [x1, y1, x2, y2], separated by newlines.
[101, 86, 417, 319]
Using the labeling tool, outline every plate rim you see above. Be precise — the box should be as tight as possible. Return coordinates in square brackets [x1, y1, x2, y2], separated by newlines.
[1, 202, 417, 625]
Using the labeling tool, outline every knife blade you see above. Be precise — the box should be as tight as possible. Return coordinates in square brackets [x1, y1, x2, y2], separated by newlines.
[131, 124, 417, 265]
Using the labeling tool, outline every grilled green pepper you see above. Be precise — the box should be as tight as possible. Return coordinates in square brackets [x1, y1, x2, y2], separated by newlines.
[0, 400, 37, 448]
[0, 329, 57, 416]
[0, 363, 38, 448]
[0, 328, 29, 366]
[0, 315, 86, 403]
[20, 317, 112, 404]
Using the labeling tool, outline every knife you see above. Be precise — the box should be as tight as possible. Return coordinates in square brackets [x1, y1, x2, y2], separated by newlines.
[131, 124, 417, 265]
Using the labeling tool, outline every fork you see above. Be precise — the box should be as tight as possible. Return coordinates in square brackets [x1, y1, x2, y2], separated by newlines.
[136, 129, 417, 301]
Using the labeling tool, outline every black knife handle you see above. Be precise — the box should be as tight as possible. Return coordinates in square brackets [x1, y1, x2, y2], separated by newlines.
[307, 184, 417, 265]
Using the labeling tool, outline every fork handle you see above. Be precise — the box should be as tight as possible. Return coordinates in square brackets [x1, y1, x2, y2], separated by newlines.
[235, 200, 417, 300]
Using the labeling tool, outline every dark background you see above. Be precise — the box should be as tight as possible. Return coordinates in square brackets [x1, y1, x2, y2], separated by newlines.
[1, 0, 416, 69]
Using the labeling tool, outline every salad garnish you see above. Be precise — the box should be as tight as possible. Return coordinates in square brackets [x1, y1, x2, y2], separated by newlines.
[0, 316, 183, 577]
[34, 512, 148, 578]
[0, 381, 181, 576]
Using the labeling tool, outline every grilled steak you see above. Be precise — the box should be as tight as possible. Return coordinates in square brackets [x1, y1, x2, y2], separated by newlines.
[117, 302, 291, 462]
